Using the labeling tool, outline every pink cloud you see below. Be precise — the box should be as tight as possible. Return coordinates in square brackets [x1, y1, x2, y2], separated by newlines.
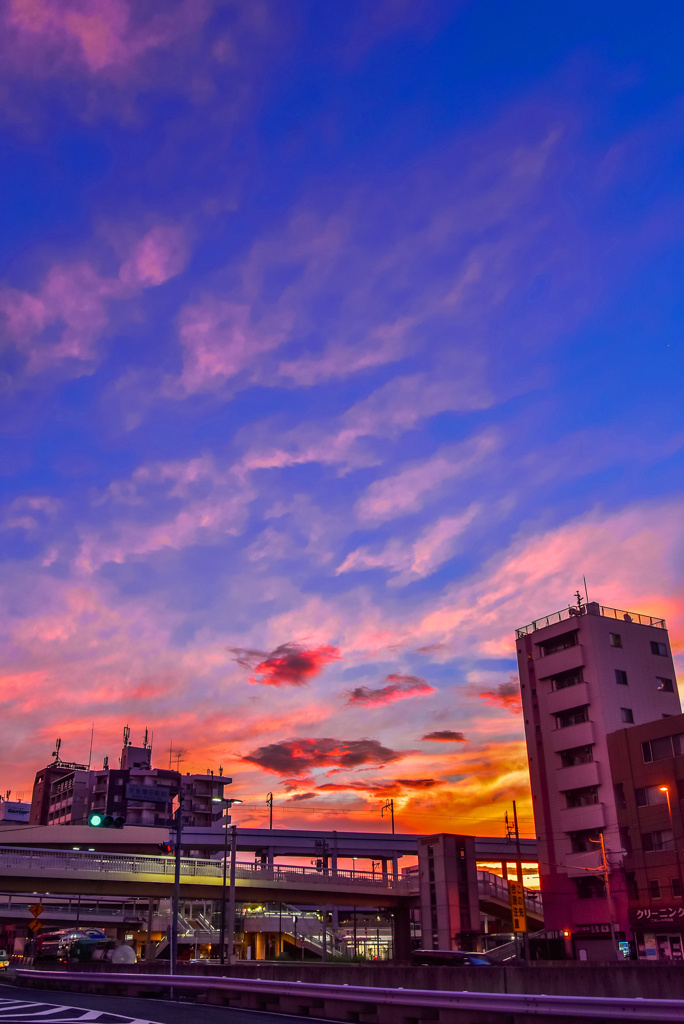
[230, 641, 342, 688]
[337, 504, 480, 583]
[479, 677, 523, 714]
[345, 673, 436, 707]
[5, 0, 211, 75]
[355, 432, 498, 523]
[240, 373, 492, 475]
[415, 502, 684, 658]
[119, 226, 188, 288]
[0, 227, 187, 375]
[175, 298, 293, 394]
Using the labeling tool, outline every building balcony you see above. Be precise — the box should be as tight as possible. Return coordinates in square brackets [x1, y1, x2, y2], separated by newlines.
[549, 719, 594, 752]
[535, 644, 585, 680]
[559, 801, 605, 833]
[547, 682, 590, 715]
[561, 849, 603, 877]
[555, 760, 600, 793]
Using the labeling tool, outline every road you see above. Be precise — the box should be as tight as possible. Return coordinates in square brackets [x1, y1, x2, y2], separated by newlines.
[0, 982, 313, 1024]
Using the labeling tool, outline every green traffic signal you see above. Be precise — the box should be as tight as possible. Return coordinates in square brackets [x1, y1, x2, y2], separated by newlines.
[87, 811, 125, 828]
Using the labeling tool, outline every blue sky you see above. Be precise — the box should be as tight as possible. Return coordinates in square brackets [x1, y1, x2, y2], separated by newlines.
[1, 0, 683, 834]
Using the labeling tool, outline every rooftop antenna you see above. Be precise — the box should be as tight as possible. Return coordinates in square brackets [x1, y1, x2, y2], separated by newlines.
[583, 575, 589, 603]
[123, 725, 131, 747]
[87, 722, 94, 770]
[169, 740, 173, 770]
[143, 727, 149, 749]
[103, 755, 109, 770]
[574, 590, 584, 609]
[3, 791, 10, 802]
[52, 738, 61, 762]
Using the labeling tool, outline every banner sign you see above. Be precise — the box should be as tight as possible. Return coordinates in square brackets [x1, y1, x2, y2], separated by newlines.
[508, 880, 527, 933]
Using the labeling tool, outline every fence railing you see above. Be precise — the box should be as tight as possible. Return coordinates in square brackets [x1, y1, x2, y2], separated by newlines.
[15, 969, 684, 1022]
[0, 846, 410, 892]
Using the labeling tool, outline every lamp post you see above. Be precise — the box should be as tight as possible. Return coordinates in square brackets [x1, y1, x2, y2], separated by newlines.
[659, 786, 684, 900]
[212, 797, 242, 965]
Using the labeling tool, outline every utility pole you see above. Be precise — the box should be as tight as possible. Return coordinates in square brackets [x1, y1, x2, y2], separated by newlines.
[381, 799, 395, 834]
[226, 825, 238, 965]
[170, 782, 183, 976]
[591, 831, 620, 959]
[511, 801, 530, 961]
[219, 809, 229, 964]
[267, 792, 273, 829]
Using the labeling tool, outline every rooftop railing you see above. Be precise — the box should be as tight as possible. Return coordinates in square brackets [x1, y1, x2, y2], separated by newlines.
[516, 601, 666, 638]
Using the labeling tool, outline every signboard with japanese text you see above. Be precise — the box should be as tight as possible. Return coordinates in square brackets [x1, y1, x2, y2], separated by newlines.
[632, 906, 684, 925]
[125, 783, 171, 804]
[508, 879, 527, 933]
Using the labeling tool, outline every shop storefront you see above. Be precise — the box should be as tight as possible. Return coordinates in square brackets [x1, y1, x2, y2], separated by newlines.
[631, 907, 684, 960]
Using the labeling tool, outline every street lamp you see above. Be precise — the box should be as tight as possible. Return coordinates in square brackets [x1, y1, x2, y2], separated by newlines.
[212, 797, 242, 964]
[658, 786, 684, 900]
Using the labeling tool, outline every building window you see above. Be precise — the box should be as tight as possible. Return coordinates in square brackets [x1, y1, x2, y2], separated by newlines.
[538, 630, 578, 657]
[549, 667, 584, 691]
[565, 785, 599, 809]
[621, 707, 634, 724]
[672, 878, 683, 899]
[559, 744, 594, 768]
[575, 876, 606, 900]
[614, 669, 628, 686]
[614, 783, 626, 810]
[626, 872, 638, 899]
[609, 633, 622, 648]
[642, 830, 674, 852]
[635, 785, 668, 807]
[570, 828, 602, 853]
[657, 677, 674, 693]
[649, 880, 662, 899]
[555, 705, 589, 729]
[642, 733, 684, 762]
[651, 641, 668, 657]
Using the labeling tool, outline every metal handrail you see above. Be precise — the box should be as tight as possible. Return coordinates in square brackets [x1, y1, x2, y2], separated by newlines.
[516, 602, 666, 638]
[15, 969, 684, 1021]
[0, 846, 410, 891]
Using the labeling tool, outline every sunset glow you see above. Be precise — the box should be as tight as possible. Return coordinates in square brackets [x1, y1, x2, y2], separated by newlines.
[0, 0, 682, 844]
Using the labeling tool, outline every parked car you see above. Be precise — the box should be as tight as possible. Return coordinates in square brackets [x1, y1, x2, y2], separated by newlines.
[411, 949, 494, 966]
[0, 950, 9, 971]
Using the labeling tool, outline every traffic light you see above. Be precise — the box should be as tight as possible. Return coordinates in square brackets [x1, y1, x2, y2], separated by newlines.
[87, 811, 125, 829]
[158, 842, 173, 854]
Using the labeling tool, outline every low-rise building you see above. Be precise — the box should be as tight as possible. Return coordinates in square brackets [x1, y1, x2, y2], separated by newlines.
[608, 712, 684, 960]
[30, 733, 231, 829]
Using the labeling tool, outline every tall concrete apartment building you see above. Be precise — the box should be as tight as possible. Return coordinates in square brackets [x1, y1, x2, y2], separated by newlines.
[516, 598, 680, 958]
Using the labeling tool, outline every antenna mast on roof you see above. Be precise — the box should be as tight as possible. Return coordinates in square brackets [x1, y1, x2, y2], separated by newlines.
[143, 727, 149, 749]
[123, 725, 131, 747]
[52, 738, 61, 762]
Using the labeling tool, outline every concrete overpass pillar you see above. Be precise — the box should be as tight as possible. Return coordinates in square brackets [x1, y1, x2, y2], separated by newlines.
[381, 858, 388, 882]
[392, 853, 399, 881]
[392, 903, 412, 960]
[145, 898, 154, 962]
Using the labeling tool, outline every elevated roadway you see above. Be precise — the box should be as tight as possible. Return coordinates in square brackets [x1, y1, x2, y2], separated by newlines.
[0, 846, 413, 907]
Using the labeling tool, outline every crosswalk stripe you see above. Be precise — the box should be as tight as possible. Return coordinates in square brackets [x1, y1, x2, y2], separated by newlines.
[0, 998, 164, 1024]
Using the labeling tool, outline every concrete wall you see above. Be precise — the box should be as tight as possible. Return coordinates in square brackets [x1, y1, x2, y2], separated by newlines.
[56, 959, 684, 1000]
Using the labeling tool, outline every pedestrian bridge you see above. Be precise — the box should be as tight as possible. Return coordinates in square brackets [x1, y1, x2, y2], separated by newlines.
[0, 846, 413, 907]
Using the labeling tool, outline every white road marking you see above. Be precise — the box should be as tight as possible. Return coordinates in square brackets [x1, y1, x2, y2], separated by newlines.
[0, 998, 163, 1024]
